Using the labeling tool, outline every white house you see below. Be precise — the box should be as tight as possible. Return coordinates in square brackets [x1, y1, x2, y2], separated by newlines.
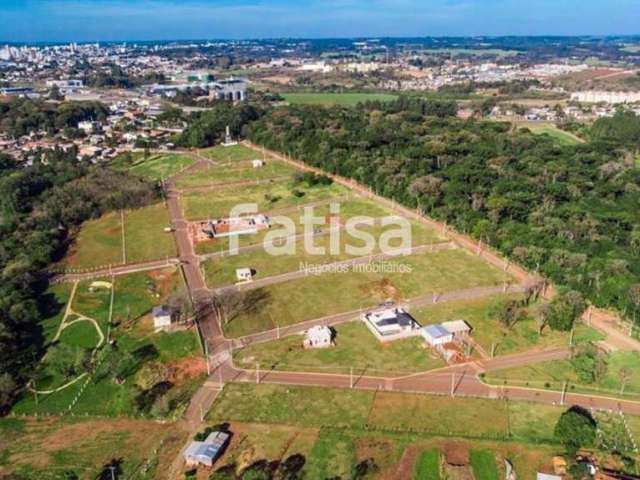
[361, 306, 420, 341]
[252, 159, 264, 168]
[184, 431, 230, 467]
[236, 268, 253, 282]
[152, 305, 174, 332]
[303, 325, 333, 348]
[421, 324, 454, 347]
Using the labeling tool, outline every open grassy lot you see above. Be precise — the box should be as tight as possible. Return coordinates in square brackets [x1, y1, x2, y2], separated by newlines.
[200, 144, 259, 162]
[207, 384, 624, 479]
[182, 180, 349, 220]
[234, 320, 445, 376]
[222, 248, 511, 338]
[203, 219, 445, 288]
[518, 122, 583, 145]
[123, 203, 176, 263]
[483, 351, 640, 398]
[39, 283, 73, 344]
[282, 92, 398, 106]
[112, 152, 194, 181]
[410, 295, 602, 357]
[415, 449, 441, 480]
[0, 416, 179, 480]
[175, 159, 299, 188]
[62, 203, 175, 269]
[63, 211, 123, 269]
[12, 268, 202, 418]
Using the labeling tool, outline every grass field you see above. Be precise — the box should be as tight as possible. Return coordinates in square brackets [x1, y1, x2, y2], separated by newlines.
[518, 122, 583, 146]
[282, 92, 398, 106]
[175, 159, 299, 188]
[207, 383, 624, 479]
[222, 248, 511, 337]
[410, 295, 602, 357]
[234, 320, 445, 376]
[13, 268, 202, 418]
[0, 416, 181, 480]
[182, 180, 349, 220]
[202, 218, 444, 288]
[62, 203, 175, 269]
[484, 351, 640, 398]
[415, 449, 440, 480]
[112, 152, 194, 181]
[200, 144, 260, 162]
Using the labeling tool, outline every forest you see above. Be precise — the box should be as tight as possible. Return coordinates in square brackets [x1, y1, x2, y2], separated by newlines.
[0, 149, 157, 412]
[247, 99, 640, 325]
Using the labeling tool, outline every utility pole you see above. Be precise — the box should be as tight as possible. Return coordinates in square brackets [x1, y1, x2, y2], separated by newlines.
[561, 381, 568, 406]
[109, 466, 116, 480]
[450, 373, 455, 397]
[569, 328, 574, 347]
[256, 362, 260, 384]
[350, 367, 353, 389]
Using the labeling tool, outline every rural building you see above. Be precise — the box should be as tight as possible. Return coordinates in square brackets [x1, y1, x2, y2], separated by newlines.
[361, 306, 420, 342]
[203, 214, 270, 239]
[184, 431, 230, 467]
[441, 320, 472, 339]
[252, 159, 265, 168]
[152, 305, 175, 332]
[421, 324, 453, 346]
[303, 325, 333, 348]
[236, 268, 253, 282]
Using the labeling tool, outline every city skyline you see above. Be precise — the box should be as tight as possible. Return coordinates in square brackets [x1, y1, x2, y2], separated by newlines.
[1, 0, 639, 43]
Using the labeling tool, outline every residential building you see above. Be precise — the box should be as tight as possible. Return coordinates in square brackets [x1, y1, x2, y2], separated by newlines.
[361, 306, 420, 342]
[303, 325, 333, 348]
[184, 431, 230, 468]
[152, 305, 174, 332]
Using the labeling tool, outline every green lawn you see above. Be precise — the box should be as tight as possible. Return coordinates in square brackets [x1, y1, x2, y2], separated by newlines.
[182, 180, 349, 220]
[282, 92, 398, 106]
[203, 219, 444, 288]
[175, 159, 299, 188]
[410, 295, 602, 357]
[414, 449, 441, 480]
[520, 123, 583, 146]
[484, 351, 640, 398]
[470, 449, 500, 480]
[234, 320, 445, 376]
[12, 268, 201, 418]
[123, 203, 176, 263]
[62, 203, 176, 269]
[128, 153, 194, 181]
[39, 283, 73, 344]
[200, 144, 260, 162]
[63, 211, 123, 269]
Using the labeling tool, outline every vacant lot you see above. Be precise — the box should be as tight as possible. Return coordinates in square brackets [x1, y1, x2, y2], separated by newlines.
[223, 249, 511, 338]
[0, 416, 180, 479]
[484, 351, 640, 398]
[234, 320, 445, 376]
[200, 144, 260, 162]
[282, 92, 398, 106]
[62, 203, 175, 269]
[182, 180, 349, 220]
[112, 152, 194, 181]
[176, 159, 298, 188]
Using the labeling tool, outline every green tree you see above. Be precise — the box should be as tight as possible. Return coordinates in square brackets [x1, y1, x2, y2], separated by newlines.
[554, 406, 597, 454]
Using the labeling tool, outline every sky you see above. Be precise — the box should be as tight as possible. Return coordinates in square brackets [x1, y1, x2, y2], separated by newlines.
[0, 0, 638, 43]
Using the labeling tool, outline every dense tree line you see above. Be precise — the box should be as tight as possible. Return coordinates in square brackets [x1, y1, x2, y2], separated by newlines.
[0, 98, 108, 138]
[248, 102, 640, 325]
[0, 150, 157, 412]
[177, 102, 262, 148]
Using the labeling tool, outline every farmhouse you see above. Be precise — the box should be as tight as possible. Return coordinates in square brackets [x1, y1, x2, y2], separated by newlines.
[361, 306, 420, 342]
[184, 431, 230, 468]
[152, 305, 175, 332]
[303, 325, 333, 348]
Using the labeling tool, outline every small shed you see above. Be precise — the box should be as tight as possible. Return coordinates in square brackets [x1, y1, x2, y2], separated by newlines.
[152, 305, 174, 332]
[421, 324, 453, 346]
[184, 431, 230, 467]
[441, 320, 472, 339]
[252, 159, 265, 168]
[303, 325, 333, 348]
[236, 268, 253, 282]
